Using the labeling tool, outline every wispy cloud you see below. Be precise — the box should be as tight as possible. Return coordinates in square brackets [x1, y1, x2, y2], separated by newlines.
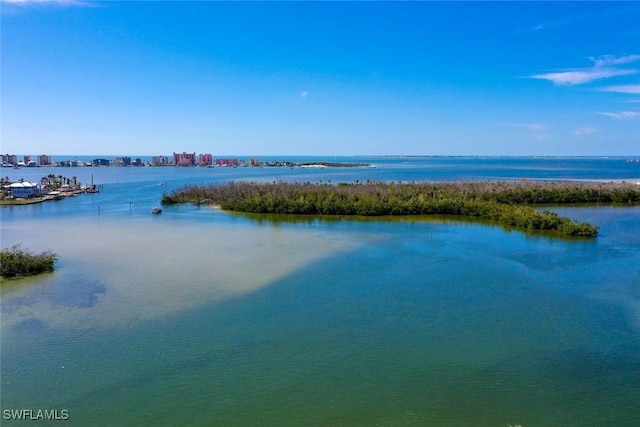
[597, 111, 640, 120]
[531, 54, 640, 86]
[599, 85, 640, 94]
[531, 69, 635, 86]
[300, 91, 308, 99]
[572, 127, 597, 136]
[525, 11, 586, 33]
[590, 54, 640, 67]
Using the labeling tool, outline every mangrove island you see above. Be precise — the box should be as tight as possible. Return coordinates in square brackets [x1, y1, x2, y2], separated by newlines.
[162, 180, 640, 237]
[0, 245, 58, 279]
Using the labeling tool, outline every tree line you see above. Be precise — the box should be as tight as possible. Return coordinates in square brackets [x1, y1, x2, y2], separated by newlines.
[162, 180, 640, 237]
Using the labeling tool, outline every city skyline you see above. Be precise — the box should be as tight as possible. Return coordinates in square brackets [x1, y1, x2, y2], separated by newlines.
[2, 1, 639, 156]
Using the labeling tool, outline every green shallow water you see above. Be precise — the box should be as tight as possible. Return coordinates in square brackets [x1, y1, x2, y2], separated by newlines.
[2, 207, 640, 426]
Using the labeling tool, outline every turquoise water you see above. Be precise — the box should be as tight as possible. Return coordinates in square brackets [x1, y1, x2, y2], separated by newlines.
[1, 158, 639, 426]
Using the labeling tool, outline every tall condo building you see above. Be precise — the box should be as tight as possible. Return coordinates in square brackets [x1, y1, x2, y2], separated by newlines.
[173, 152, 196, 166]
[38, 155, 53, 166]
[199, 154, 213, 167]
[152, 156, 169, 166]
[1, 154, 18, 165]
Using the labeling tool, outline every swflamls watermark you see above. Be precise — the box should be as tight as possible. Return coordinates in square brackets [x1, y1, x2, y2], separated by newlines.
[3, 409, 69, 421]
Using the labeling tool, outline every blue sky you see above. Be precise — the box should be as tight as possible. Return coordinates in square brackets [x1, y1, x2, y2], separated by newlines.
[2, 1, 639, 156]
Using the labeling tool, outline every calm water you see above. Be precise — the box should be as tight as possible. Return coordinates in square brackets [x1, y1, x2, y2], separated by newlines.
[1, 157, 639, 426]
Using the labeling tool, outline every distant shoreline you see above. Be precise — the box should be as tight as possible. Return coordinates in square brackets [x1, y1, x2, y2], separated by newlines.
[1, 160, 371, 169]
[2, 154, 639, 168]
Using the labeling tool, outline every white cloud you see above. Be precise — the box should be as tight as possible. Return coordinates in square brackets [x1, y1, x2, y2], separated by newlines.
[597, 111, 640, 120]
[590, 54, 640, 67]
[531, 54, 640, 86]
[572, 127, 597, 136]
[532, 69, 635, 86]
[599, 85, 640, 94]
[300, 91, 308, 99]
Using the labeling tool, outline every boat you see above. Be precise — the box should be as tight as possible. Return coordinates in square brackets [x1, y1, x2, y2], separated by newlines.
[151, 207, 162, 214]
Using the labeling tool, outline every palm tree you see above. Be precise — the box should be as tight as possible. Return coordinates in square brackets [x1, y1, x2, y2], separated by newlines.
[0, 177, 7, 196]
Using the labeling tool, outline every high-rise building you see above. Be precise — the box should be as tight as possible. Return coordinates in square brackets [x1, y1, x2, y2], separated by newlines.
[151, 156, 169, 166]
[198, 154, 213, 167]
[2, 154, 17, 165]
[173, 152, 196, 166]
[37, 155, 53, 166]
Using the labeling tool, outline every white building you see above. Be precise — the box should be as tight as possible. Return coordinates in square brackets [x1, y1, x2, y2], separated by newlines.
[9, 182, 40, 198]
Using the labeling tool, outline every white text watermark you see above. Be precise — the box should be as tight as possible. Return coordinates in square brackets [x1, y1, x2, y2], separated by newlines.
[3, 409, 69, 421]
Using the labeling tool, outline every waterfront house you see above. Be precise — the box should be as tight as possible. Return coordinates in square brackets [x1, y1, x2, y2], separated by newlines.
[9, 182, 40, 198]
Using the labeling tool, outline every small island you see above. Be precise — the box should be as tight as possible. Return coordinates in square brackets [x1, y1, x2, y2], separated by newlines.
[162, 180, 640, 237]
[0, 245, 58, 279]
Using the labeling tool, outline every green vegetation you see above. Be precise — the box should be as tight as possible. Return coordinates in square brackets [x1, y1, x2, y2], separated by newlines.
[0, 245, 57, 278]
[161, 180, 640, 237]
[39, 174, 79, 191]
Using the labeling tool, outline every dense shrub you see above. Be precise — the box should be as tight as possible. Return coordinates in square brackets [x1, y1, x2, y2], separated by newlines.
[0, 245, 57, 278]
[162, 180, 640, 237]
